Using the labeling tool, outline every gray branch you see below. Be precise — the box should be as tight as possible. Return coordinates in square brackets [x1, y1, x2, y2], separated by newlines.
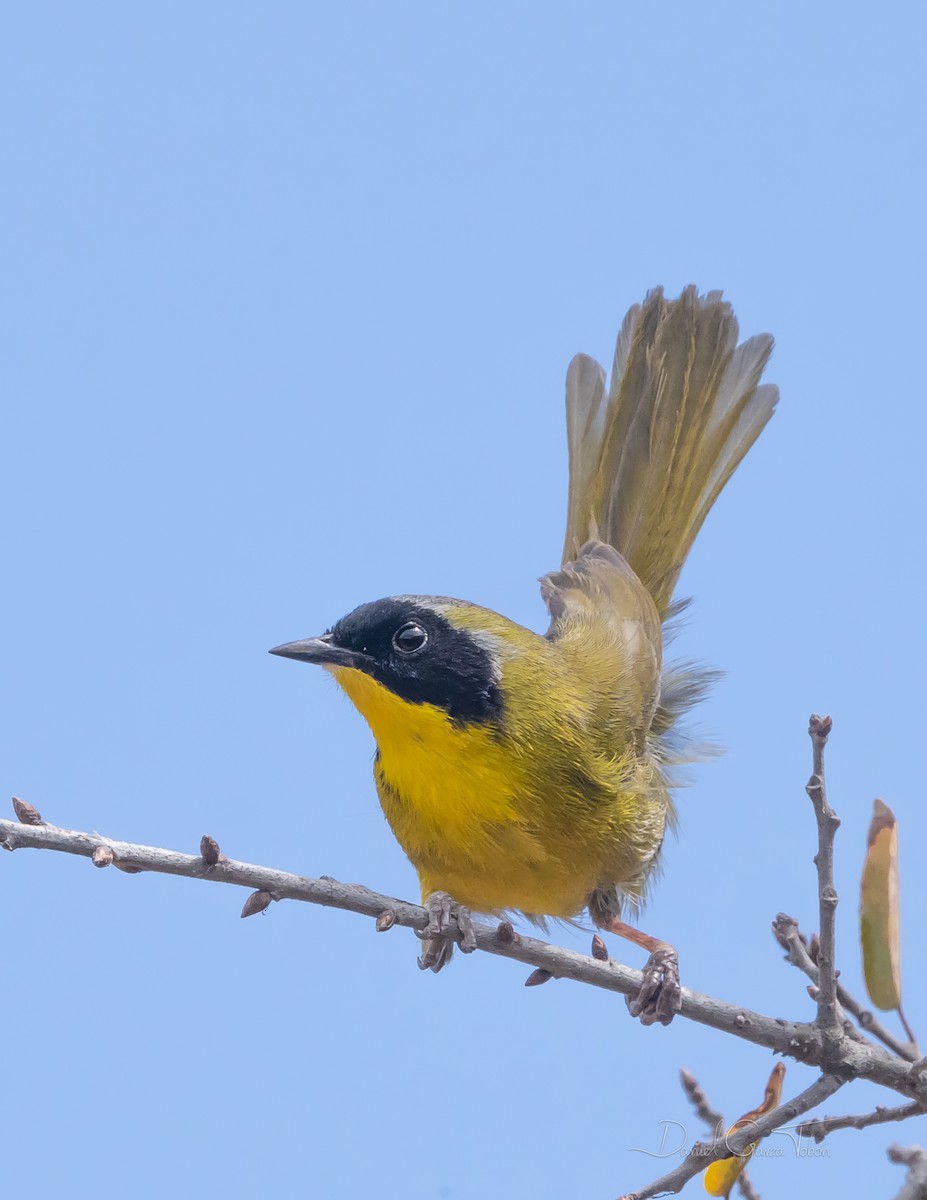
[773, 912, 917, 1062]
[888, 1145, 927, 1200]
[735, 1163, 761, 1200]
[619, 1072, 845, 1200]
[797, 1101, 925, 1143]
[806, 715, 841, 1048]
[679, 1068, 725, 1138]
[1, 809, 924, 1104]
[6, 714, 927, 1200]
[679, 1070, 760, 1200]
[623, 713, 923, 1199]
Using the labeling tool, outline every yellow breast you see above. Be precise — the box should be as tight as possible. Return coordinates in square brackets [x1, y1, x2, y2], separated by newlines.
[330, 664, 524, 837]
[328, 665, 592, 915]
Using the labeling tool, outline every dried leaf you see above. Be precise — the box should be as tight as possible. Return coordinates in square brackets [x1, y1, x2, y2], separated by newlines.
[703, 1063, 785, 1197]
[860, 799, 901, 1011]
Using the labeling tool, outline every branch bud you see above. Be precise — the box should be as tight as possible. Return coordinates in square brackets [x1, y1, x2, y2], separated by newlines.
[200, 835, 221, 865]
[496, 921, 519, 945]
[12, 797, 43, 825]
[241, 890, 273, 918]
[92, 845, 114, 868]
[591, 934, 609, 961]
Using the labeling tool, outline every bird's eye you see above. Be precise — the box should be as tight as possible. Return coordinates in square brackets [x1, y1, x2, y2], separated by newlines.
[392, 621, 428, 654]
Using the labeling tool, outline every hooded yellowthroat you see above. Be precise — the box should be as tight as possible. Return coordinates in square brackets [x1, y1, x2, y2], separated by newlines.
[272, 286, 777, 1024]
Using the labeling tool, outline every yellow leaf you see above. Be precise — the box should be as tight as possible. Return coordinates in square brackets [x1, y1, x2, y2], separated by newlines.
[860, 799, 901, 1012]
[704, 1063, 785, 1197]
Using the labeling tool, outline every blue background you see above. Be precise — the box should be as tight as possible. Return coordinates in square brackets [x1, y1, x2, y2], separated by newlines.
[3, 4, 925, 1197]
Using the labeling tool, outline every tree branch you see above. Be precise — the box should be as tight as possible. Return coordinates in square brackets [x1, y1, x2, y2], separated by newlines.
[2, 808, 925, 1106]
[806, 715, 841, 1046]
[796, 1101, 924, 1144]
[679, 1068, 725, 1138]
[619, 1072, 845, 1200]
[773, 913, 917, 1062]
[8, 708, 927, 1198]
[888, 1144, 927, 1200]
[679, 1070, 760, 1200]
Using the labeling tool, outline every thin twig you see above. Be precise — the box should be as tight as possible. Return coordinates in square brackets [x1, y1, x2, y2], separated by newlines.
[679, 1071, 760, 1200]
[680, 1068, 725, 1137]
[620, 1073, 844, 1200]
[772, 913, 907, 1058]
[898, 1007, 921, 1056]
[1, 811, 924, 1102]
[888, 1144, 927, 1200]
[806, 714, 841, 1045]
[846, 994, 917, 1060]
[859, 1003, 920, 1062]
[773, 912, 918, 1062]
[797, 1101, 924, 1144]
[735, 1164, 761, 1200]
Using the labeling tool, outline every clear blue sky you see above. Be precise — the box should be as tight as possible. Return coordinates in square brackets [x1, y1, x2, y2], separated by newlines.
[3, 4, 926, 1198]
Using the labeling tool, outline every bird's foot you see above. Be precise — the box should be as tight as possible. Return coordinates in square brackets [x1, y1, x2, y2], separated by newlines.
[597, 910, 683, 1027]
[417, 891, 477, 972]
[625, 941, 681, 1027]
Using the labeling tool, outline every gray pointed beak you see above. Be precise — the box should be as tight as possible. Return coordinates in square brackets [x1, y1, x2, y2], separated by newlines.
[269, 634, 362, 669]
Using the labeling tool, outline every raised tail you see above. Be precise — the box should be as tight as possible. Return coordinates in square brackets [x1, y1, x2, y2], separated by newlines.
[563, 286, 777, 618]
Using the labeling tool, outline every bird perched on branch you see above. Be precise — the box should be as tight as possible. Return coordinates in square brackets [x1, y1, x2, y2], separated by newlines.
[272, 286, 777, 1024]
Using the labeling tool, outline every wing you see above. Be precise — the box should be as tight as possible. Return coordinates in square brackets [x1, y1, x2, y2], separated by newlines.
[540, 541, 662, 750]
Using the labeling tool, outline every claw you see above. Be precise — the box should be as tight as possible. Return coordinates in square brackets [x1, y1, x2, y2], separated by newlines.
[598, 910, 683, 1027]
[625, 942, 682, 1026]
[417, 939, 454, 973]
[417, 891, 476, 972]
[458, 908, 477, 953]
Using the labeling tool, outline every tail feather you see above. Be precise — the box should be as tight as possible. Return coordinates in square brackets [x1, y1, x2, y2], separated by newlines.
[563, 286, 777, 617]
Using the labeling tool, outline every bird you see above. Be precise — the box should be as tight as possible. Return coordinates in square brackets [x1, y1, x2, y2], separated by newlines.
[271, 285, 777, 1024]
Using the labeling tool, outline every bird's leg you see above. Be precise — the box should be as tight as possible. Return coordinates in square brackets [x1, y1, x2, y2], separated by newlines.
[417, 891, 477, 972]
[606, 916, 681, 1026]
